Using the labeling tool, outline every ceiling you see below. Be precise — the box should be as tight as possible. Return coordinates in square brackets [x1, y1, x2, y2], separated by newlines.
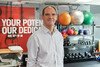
[0, 0, 100, 5]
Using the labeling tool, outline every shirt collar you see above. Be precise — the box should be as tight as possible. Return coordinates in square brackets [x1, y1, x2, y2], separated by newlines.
[41, 25, 57, 34]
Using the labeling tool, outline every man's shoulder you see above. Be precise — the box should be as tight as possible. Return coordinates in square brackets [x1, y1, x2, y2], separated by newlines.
[55, 30, 63, 39]
[31, 28, 42, 36]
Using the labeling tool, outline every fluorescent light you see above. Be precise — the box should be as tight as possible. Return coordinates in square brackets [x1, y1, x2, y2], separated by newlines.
[76, 0, 92, 2]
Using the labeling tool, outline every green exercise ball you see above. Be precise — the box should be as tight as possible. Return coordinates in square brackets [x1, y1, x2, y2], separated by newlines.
[83, 11, 94, 25]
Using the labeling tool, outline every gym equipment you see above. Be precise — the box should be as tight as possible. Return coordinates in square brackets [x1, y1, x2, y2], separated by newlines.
[66, 28, 74, 35]
[62, 33, 68, 39]
[83, 11, 94, 25]
[70, 10, 84, 24]
[78, 29, 83, 35]
[61, 29, 68, 39]
[83, 30, 88, 35]
[73, 30, 78, 35]
[58, 12, 71, 26]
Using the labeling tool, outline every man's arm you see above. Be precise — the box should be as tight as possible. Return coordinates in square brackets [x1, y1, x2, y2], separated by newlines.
[27, 34, 39, 67]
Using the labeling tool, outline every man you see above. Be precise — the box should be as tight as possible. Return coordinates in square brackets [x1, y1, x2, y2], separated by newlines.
[27, 6, 64, 67]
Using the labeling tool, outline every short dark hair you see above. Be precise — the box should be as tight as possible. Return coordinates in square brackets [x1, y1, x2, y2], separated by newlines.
[42, 6, 57, 16]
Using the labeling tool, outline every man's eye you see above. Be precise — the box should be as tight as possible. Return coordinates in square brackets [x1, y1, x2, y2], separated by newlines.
[45, 14, 49, 16]
[52, 14, 56, 16]
[44, 13, 56, 16]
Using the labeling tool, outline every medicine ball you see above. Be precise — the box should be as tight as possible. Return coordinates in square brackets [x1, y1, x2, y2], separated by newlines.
[66, 28, 74, 35]
[83, 11, 94, 25]
[70, 10, 84, 25]
[58, 12, 71, 26]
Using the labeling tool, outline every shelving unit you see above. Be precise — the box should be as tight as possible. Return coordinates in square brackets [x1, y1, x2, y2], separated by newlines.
[43, 2, 96, 63]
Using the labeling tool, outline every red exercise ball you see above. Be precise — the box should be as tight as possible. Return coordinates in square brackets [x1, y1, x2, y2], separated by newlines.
[58, 12, 71, 26]
[66, 28, 74, 35]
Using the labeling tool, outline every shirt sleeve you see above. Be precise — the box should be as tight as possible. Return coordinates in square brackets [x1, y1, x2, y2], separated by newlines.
[27, 34, 39, 67]
[61, 34, 64, 62]
[60, 32, 64, 59]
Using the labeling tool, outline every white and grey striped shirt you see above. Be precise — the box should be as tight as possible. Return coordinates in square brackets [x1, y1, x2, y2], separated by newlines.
[27, 25, 64, 67]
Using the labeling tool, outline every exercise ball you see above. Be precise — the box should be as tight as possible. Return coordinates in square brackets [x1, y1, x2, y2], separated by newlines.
[83, 30, 88, 35]
[78, 29, 83, 35]
[83, 11, 94, 25]
[70, 10, 84, 25]
[58, 12, 71, 26]
[66, 28, 74, 35]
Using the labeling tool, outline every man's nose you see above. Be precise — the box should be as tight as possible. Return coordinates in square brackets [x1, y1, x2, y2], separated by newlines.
[49, 15, 53, 18]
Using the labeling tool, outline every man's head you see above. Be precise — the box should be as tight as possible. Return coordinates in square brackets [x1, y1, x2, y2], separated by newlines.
[42, 6, 57, 28]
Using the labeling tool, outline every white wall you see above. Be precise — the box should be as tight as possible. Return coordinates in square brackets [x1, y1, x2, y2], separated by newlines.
[90, 5, 100, 40]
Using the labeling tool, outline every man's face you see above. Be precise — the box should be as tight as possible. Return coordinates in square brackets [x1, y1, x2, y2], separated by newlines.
[42, 6, 57, 27]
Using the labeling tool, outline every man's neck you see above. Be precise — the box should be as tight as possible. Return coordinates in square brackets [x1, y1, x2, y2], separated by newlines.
[44, 25, 55, 34]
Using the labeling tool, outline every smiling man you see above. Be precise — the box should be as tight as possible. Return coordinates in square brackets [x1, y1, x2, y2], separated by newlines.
[27, 6, 64, 67]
